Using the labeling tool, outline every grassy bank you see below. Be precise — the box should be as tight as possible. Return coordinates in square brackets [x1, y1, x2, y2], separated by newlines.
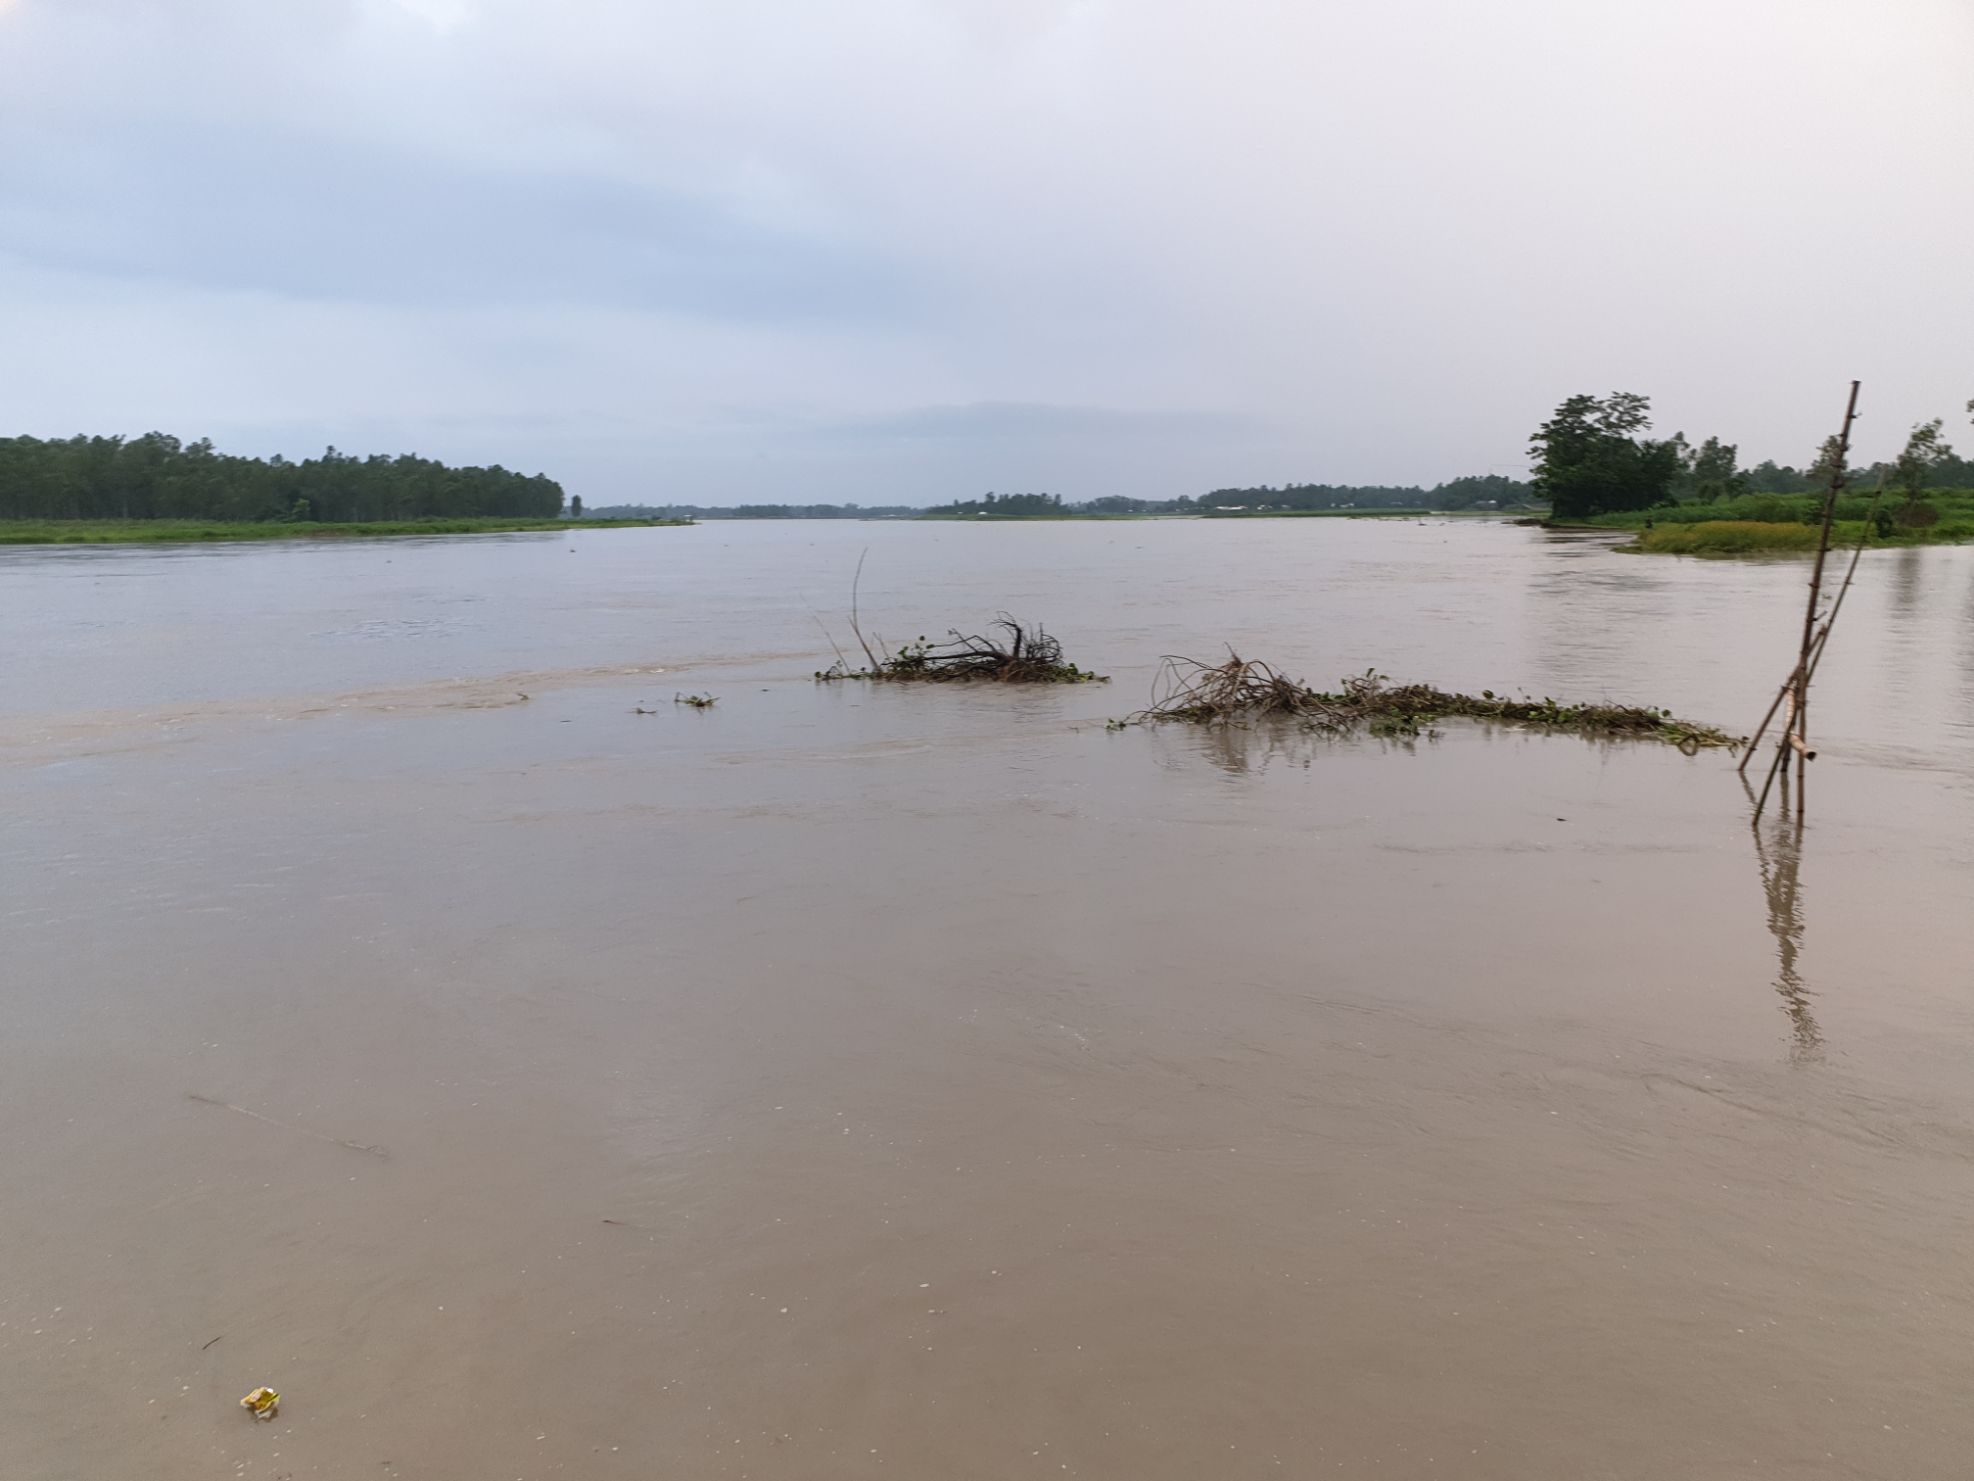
[1622, 521, 1842, 555]
[1575, 488, 1974, 555]
[0, 516, 689, 545]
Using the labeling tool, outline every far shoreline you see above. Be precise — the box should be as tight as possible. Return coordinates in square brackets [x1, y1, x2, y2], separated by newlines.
[881, 508, 1512, 523]
[0, 516, 692, 546]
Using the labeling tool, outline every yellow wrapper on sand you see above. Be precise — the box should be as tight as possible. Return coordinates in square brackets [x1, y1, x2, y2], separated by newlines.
[240, 1387, 280, 1418]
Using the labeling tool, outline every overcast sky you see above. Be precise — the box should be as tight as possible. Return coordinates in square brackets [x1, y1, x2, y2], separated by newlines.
[2, 0, 1969, 504]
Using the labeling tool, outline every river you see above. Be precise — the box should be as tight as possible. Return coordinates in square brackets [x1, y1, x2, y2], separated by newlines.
[3, 518, 1972, 1480]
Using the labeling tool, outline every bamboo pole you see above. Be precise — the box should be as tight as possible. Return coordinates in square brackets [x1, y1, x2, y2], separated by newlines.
[1738, 664, 1801, 775]
[1754, 687, 1801, 812]
[1751, 380, 1858, 821]
[1799, 476, 1889, 691]
[1744, 476, 1889, 773]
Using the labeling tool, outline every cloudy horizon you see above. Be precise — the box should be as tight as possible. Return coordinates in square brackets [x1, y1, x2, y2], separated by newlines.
[3, 0, 1970, 504]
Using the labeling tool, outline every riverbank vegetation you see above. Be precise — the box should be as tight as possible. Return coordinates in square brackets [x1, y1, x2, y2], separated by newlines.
[1119, 657, 1737, 750]
[928, 474, 1532, 519]
[1601, 491, 1974, 555]
[0, 433, 567, 524]
[1621, 521, 1833, 555]
[583, 474, 1535, 523]
[1529, 391, 1974, 552]
[0, 516, 683, 544]
[587, 501, 924, 520]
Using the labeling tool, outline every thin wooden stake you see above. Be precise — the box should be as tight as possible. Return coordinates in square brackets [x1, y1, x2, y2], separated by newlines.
[1751, 380, 1859, 821]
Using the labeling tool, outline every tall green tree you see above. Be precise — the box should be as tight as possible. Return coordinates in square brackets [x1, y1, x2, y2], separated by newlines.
[1890, 418, 1953, 527]
[1528, 392, 1680, 519]
[1664, 430, 1696, 498]
[1690, 436, 1746, 503]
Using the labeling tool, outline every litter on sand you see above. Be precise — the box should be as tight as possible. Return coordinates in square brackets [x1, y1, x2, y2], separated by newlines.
[239, 1387, 280, 1420]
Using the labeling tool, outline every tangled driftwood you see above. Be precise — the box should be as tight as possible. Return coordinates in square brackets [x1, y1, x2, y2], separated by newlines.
[1122, 657, 1738, 751]
[818, 616, 1105, 684]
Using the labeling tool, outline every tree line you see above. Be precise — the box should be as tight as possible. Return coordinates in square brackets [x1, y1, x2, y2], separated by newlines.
[0, 433, 564, 523]
[1189, 474, 1529, 513]
[583, 477, 1534, 520]
[929, 477, 1532, 516]
[946, 492, 1066, 515]
[584, 501, 923, 520]
[1529, 393, 1974, 520]
[33, 407, 1965, 529]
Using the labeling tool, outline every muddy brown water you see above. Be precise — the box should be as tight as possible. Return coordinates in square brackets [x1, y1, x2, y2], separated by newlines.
[3, 520, 1973, 1480]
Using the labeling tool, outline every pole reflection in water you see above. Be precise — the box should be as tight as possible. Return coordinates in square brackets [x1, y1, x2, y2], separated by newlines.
[1750, 805, 1824, 1063]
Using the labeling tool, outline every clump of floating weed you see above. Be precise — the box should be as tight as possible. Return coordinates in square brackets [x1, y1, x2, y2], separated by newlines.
[1319, 671, 1740, 751]
[816, 616, 1106, 684]
[1122, 657, 1737, 752]
[673, 692, 717, 708]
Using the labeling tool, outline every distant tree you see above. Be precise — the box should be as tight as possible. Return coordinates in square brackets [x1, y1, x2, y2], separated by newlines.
[1890, 418, 1953, 527]
[1745, 459, 1813, 494]
[1528, 393, 1680, 519]
[569, 495, 583, 518]
[1665, 430, 1696, 498]
[1807, 433, 1849, 491]
[1200, 482, 1433, 511]
[945, 491, 1063, 516]
[1690, 437, 1747, 503]
[1430, 474, 1533, 509]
